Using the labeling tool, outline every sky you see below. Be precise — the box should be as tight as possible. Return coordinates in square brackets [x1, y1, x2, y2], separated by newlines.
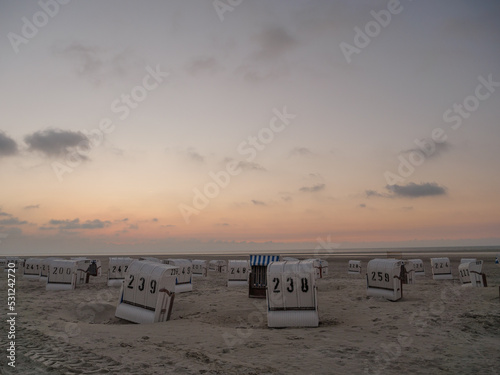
[1, 0, 499, 256]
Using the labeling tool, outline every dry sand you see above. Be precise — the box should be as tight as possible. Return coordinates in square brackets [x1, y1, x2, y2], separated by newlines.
[1, 255, 499, 375]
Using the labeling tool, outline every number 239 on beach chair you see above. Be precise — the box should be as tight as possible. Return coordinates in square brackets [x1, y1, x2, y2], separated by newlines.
[115, 260, 177, 324]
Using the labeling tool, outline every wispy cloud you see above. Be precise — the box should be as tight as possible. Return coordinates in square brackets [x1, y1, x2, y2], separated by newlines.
[401, 139, 451, 160]
[52, 41, 139, 85]
[237, 160, 266, 172]
[185, 148, 205, 163]
[236, 26, 298, 83]
[365, 189, 388, 198]
[24, 204, 40, 210]
[238, 65, 289, 83]
[0, 217, 28, 226]
[0, 210, 28, 225]
[46, 218, 111, 230]
[299, 183, 325, 193]
[186, 56, 220, 76]
[290, 147, 314, 157]
[253, 26, 298, 60]
[251, 200, 267, 206]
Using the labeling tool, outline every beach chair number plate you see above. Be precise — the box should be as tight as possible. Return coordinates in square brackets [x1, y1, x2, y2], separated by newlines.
[53, 267, 72, 275]
[434, 262, 448, 269]
[127, 275, 158, 294]
[231, 267, 247, 274]
[272, 277, 309, 293]
[111, 266, 128, 273]
[371, 272, 390, 282]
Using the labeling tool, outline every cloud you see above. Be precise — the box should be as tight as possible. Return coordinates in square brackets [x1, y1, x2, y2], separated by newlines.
[0, 210, 28, 226]
[254, 27, 298, 60]
[187, 150, 204, 163]
[237, 160, 266, 171]
[402, 139, 451, 160]
[299, 183, 326, 193]
[223, 157, 266, 171]
[386, 182, 447, 198]
[367, 183, 447, 199]
[49, 218, 79, 227]
[54, 42, 102, 75]
[251, 200, 267, 206]
[359, 203, 366, 208]
[80, 219, 112, 229]
[365, 189, 388, 198]
[0, 131, 18, 157]
[52, 42, 138, 85]
[0, 217, 28, 225]
[47, 218, 111, 230]
[290, 147, 314, 157]
[183, 148, 204, 163]
[24, 129, 90, 159]
[236, 26, 298, 82]
[215, 223, 230, 227]
[24, 204, 40, 210]
[238, 65, 289, 83]
[186, 57, 220, 75]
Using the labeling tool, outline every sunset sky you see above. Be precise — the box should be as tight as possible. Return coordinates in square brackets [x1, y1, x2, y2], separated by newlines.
[1, 0, 499, 256]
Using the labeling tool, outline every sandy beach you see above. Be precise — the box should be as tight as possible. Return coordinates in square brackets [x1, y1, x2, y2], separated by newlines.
[1, 255, 499, 375]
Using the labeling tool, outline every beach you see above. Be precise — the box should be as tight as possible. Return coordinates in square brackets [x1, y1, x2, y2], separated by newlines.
[1, 255, 499, 375]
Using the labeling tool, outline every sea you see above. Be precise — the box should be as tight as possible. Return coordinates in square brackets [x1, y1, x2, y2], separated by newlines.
[3, 245, 500, 259]
[89, 245, 500, 260]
